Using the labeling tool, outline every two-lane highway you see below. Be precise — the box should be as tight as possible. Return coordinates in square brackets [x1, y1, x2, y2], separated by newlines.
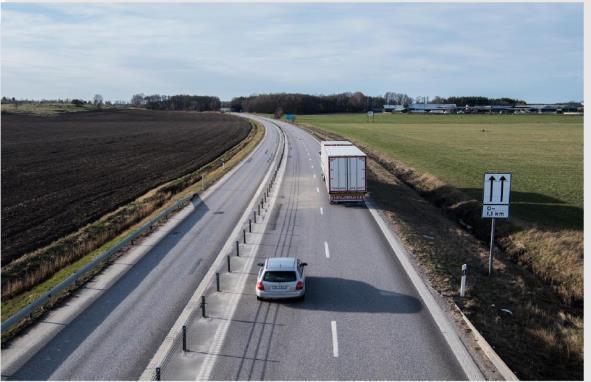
[8, 118, 281, 380]
[7, 114, 479, 381]
[204, 117, 469, 380]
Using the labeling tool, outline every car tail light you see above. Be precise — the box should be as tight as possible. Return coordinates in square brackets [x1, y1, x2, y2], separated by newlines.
[295, 281, 304, 290]
[257, 281, 265, 291]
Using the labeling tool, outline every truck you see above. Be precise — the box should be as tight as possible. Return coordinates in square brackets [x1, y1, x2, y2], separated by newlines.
[319, 141, 367, 203]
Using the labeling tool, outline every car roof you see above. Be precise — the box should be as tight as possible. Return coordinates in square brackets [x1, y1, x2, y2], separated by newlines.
[265, 257, 297, 270]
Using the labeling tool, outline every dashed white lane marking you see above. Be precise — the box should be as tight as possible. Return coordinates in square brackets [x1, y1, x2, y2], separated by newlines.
[320, 207, 324, 215]
[324, 241, 330, 258]
[309, 158, 311, 161]
[311, 165, 314, 169]
[313, 174, 316, 179]
[331, 321, 339, 357]
[316, 187, 320, 193]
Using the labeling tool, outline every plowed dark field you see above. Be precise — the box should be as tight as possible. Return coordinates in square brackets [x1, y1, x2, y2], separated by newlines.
[2, 109, 251, 263]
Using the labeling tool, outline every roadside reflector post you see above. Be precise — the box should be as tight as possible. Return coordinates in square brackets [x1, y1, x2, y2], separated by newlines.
[222, 160, 225, 169]
[236, 240, 240, 257]
[156, 367, 161, 381]
[243, 229, 246, 244]
[249, 219, 252, 233]
[488, 218, 495, 275]
[201, 174, 205, 191]
[182, 325, 187, 352]
[227, 255, 231, 273]
[201, 296, 206, 318]
[216, 272, 220, 292]
[254, 210, 257, 223]
[258, 204, 261, 216]
[460, 264, 467, 297]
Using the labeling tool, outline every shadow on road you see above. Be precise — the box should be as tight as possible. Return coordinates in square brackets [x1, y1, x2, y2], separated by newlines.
[11, 197, 212, 380]
[288, 276, 422, 314]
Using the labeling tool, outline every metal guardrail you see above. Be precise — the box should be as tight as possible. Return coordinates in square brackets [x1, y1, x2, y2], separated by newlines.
[148, 119, 286, 380]
[2, 117, 284, 382]
[3, 117, 262, 336]
[1, 195, 195, 334]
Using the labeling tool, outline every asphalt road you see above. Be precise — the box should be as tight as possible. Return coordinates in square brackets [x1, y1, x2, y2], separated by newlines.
[10, 118, 281, 380]
[206, 117, 467, 380]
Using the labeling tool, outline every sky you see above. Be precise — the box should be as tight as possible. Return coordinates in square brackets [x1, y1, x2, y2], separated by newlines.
[0, 2, 583, 103]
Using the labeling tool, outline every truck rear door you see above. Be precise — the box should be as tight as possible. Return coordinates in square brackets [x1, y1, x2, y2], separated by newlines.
[329, 157, 348, 191]
[347, 157, 366, 191]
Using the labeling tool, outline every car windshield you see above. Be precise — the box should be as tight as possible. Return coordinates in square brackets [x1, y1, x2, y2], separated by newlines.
[263, 271, 297, 282]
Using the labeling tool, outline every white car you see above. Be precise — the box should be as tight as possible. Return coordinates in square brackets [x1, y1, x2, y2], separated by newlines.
[256, 257, 307, 300]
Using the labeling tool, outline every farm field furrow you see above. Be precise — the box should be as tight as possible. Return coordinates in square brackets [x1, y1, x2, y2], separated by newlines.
[1, 109, 252, 264]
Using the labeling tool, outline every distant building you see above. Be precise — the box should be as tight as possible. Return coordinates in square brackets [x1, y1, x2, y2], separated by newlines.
[383, 104, 407, 113]
[514, 104, 583, 114]
[384, 102, 582, 116]
[407, 103, 457, 114]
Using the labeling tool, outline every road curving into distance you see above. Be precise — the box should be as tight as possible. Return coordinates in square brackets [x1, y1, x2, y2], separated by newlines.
[201, 116, 473, 380]
[7, 117, 281, 380]
[7, 114, 481, 381]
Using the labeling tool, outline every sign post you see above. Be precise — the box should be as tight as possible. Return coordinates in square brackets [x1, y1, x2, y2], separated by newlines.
[367, 111, 374, 122]
[482, 172, 511, 275]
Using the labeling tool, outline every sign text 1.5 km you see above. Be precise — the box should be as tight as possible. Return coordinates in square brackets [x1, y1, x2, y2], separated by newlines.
[482, 173, 511, 218]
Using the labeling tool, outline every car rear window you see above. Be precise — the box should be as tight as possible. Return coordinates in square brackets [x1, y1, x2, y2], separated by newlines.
[263, 271, 297, 282]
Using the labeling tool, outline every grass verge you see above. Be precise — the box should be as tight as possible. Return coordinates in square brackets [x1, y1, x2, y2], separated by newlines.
[299, 123, 583, 380]
[1, 118, 264, 344]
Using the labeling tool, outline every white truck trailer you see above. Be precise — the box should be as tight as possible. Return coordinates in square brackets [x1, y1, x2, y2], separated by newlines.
[319, 141, 367, 203]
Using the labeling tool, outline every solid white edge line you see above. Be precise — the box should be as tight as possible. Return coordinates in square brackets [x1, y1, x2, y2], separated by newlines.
[331, 321, 339, 357]
[2, 113, 272, 379]
[140, 116, 285, 380]
[192, 115, 288, 381]
[324, 241, 330, 258]
[283, 119, 485, 381]
[365, 199, 483, 380]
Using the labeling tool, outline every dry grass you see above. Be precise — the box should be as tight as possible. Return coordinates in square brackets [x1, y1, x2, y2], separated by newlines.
[300, 123, 583, 380]
[1, 195, 167, 299]
[1, 119, 262, 303]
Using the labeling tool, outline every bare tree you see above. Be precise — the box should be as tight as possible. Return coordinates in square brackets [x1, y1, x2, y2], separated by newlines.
[384, 92, 413, 106]
[93, 94, 104, 109]
[130, 93, 145, 107]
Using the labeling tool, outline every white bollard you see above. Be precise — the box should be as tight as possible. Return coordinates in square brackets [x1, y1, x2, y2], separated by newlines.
[460, 264, 467, 297]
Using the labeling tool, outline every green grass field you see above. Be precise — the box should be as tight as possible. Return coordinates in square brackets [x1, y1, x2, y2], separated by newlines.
[296, 113, 583, 230]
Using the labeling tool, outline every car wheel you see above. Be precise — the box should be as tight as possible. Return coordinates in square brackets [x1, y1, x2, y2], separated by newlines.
[256, 296, 263, 301]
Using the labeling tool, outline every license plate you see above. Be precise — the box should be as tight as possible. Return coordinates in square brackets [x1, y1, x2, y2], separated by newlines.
[272, 285, 288, 290]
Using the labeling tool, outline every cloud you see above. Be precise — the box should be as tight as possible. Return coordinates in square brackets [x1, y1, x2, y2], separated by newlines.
[1, 3, 583, 102]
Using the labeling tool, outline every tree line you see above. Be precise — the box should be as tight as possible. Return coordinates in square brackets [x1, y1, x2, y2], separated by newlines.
[430, 96, 526, 106]
[229, 92, 533, 114]
[231, 92, 386, 114]
[130, 94, 221, 111]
